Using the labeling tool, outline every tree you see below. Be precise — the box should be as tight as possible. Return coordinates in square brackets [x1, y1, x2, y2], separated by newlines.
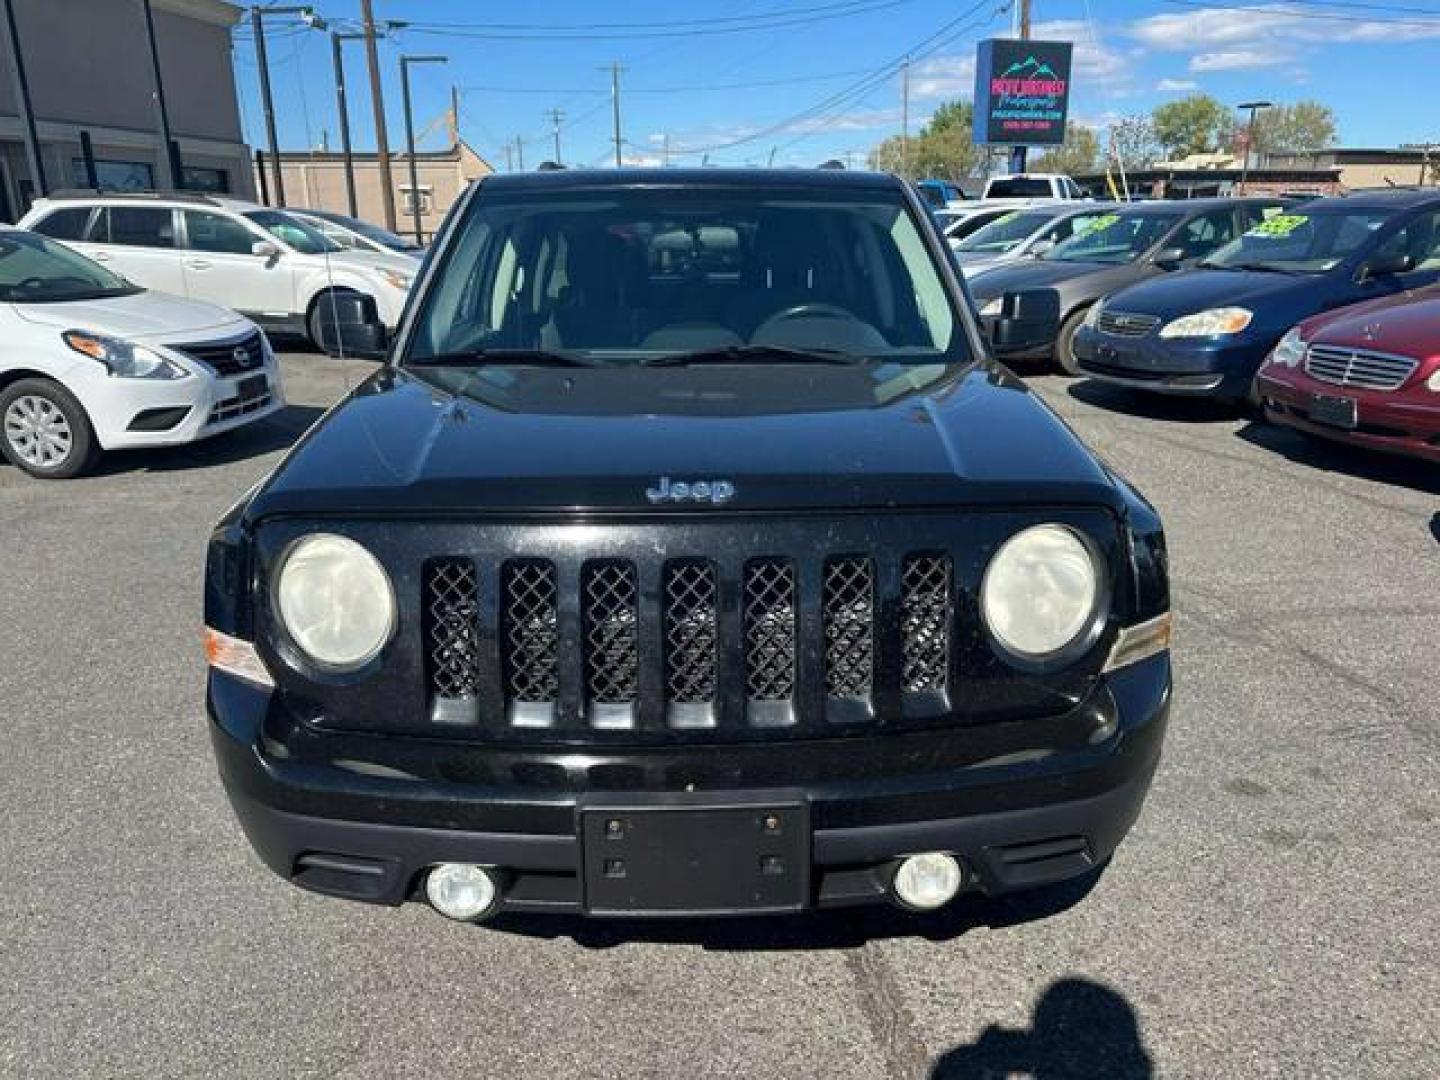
[868, 98, 983, 181]
[1110, 115, 1163, 170]
[1031, 122, 1101, 175]
[1251, 101, 1336, 155]
[1151, 94, 1236, 158]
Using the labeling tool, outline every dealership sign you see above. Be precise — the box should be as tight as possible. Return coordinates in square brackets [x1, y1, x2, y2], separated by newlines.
[972, 38, 1074, 146]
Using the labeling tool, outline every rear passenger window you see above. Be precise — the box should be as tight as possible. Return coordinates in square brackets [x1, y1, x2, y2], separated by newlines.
[1174, 211, 1235, 258]
[31, 207, 93, 241]
[184, 211, 258, 255]
[97, 207, 175, 248]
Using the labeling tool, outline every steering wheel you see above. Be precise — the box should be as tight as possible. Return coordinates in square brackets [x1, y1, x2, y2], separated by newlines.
[753, 302, 857, 338]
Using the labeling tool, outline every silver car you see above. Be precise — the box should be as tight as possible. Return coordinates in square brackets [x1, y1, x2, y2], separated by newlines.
[954, 205, 1118, 279]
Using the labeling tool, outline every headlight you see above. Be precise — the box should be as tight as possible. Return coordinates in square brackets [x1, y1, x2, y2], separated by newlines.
[274, 534, 396, 672]
[1268, 327, 1306, 368]
[981, 524, 1102, 660]
[377, 268, 414, 291]
[1158, 307, 1254, 339]
[1084, 301, 1105, 329]
[1427, 367, 1440, 393]
[979, 296, 1003, 317]
[63, 331, 186, 379]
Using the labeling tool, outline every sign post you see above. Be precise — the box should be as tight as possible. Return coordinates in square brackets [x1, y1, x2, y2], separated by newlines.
[972, 39, 1074, 173]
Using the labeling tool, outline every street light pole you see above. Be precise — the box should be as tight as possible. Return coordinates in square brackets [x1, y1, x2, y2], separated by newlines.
[331, 32, 363, 217]
[400, 54, 447, 244]
[250, 6, 327, 207]
[1237, 100, 1272, 194]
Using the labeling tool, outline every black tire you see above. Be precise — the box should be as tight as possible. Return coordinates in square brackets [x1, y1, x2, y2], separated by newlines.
[0, 377, 102, 479]
[306, 289, 363, 357]
[1054, 308, 1089, 376]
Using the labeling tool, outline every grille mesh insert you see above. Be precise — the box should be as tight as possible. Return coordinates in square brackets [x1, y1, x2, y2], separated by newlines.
[664, 562, 718, 704]
[502, 561, 559, 702]
[583, 562, 640, 704]
[823, 557, 874, 698]
[900, 555, 951, 692]
[744, 560, 797, 700]
[424, 558, 480, 699]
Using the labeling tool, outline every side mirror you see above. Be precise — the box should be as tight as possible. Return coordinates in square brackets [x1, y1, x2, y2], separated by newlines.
[1151, 247, 1187, 270]
[1358, 251, 1413, 282]
[987, 288, 1062, 353]
[1028, 239, 1055, 258]
[251, 240, 280, 259]
[313, 292, 389, 360]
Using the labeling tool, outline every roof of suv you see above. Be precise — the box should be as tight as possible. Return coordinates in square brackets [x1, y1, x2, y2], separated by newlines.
[35, 190, 267, 213]
[1300, 188, 1440, 211]
[478, 167, 907, 194]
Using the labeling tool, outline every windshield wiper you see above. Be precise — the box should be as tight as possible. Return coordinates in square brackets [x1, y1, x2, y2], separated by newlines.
[413, 348, 605, 368]
[642, 344, 864, 367]
[1211, 261, 1306, 275]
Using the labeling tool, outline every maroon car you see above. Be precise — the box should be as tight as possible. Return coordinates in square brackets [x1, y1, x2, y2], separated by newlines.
[1256, 288, 1440, 464]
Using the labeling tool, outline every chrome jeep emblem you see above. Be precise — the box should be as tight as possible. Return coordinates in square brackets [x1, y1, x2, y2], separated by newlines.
[646, 477, 736, 505]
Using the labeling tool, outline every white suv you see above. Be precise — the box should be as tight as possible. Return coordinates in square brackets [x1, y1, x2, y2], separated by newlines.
[19, 192, 415, 353]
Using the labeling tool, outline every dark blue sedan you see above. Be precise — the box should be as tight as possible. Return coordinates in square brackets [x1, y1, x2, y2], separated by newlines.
[1072, 190, 1440, 401]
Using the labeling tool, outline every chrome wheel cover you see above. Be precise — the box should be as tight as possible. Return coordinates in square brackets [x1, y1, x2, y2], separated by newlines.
[4, 394, 74, 468]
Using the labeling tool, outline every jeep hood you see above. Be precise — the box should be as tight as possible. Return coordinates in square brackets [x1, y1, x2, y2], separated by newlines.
[246, 362, 1122, 518]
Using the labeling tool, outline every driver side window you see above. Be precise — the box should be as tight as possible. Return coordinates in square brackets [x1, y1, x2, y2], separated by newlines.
[1374, 211, 1440, 272]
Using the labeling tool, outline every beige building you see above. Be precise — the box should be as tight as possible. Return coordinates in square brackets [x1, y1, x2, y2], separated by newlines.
[259, 141, 495, 240]
[1264, 148, 1440, 191]
[0, 0, 253, 221]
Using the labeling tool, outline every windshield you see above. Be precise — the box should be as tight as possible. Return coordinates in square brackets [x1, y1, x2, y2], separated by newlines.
[1203, 209, 1393, 274]
[244, 210, 342, 254]
[1044, 212, 1181, 264]
[986, 178, 1053, 198]
[405, 188, 971, 366]
[0, 231, 140, 303]
[310, 210, 419, 251]
[954, 209, 1055, 253]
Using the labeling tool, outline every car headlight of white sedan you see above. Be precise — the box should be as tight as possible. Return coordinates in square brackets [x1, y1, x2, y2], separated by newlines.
[981, 524, 1104, 661]
[274, 534, 397, 672]
[63, 330, 187, 379]
[1158, 307, 1254, 339]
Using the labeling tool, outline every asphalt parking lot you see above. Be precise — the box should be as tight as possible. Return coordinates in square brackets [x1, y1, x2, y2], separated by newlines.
[2, 349, 1436, 1079]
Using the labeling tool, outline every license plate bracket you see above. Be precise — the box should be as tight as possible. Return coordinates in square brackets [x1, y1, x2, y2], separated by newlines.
[1309, 393, 1357, 430]
[579, 799, 809, 916]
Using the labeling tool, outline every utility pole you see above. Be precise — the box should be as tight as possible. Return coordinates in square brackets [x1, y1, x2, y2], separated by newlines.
[504, 141, 513, 173]
[900, 55, 910, 179]
[515, 135, 524, 172]
[360, 0, 396, 230]
[449, 86, 460, 145]
[607, 61, 625, 168]
[400, 53, 447, 244]
[545, 108, 564, 164]
[1008, 0, 1032, 175]
[663, 133, 670, 167]
[0, 0, 46, 201]
[139, 0, 180, 189]
[331, 32, 362, 217]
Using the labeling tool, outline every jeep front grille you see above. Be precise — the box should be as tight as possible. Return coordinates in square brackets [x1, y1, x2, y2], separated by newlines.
[417, 545, 978, 736]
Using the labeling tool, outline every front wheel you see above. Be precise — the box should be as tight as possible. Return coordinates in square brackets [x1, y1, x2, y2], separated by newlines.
[0, 377, 102, 479]
[1054, 308, 1089, 376]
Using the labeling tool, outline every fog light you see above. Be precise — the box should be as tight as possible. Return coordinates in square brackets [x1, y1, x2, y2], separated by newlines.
[893, 852, 964, 911]
[426, 863, 499, 921]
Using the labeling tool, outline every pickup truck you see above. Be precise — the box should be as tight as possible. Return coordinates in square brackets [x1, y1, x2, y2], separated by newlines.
[983, 174, 1088, 201]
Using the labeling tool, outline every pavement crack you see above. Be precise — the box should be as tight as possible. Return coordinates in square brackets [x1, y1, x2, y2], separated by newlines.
[843, 945, 931, 1079]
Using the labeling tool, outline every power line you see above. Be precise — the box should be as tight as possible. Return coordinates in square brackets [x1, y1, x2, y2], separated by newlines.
[1157, 0, 1440, 28]
[456, 67, 876, 97]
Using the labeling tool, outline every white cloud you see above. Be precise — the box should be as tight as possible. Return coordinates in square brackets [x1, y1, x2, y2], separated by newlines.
[1190, 48, 1292, 72]
[1131, 4, 1440, 51]
[911, 18, 1131, 101]
[1156, 77, 1199, 92]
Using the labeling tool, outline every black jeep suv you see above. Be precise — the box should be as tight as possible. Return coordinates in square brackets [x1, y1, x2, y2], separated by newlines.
[204, 168, 1171, 922]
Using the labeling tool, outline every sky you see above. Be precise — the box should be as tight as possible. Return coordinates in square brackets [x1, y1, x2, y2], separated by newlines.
[233, 0, 1440, 171]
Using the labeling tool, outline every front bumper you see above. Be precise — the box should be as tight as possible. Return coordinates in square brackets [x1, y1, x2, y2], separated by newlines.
[208, 654, 1171, 917]
[82, 366, 284, 449]
[1073, 326, 1268, 398]
[1256, 368, 1440, 464]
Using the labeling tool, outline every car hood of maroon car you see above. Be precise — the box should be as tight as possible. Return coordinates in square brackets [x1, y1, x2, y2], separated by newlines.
[1300, 285, 1440, 355]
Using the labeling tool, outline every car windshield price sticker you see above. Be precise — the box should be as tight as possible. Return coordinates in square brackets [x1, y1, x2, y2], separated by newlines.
[1246, 214, 1308, 238]
[1080, 214, 1120, 235]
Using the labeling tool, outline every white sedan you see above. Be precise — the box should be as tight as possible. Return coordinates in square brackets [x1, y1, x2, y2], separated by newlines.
[0, 226, 282, 479]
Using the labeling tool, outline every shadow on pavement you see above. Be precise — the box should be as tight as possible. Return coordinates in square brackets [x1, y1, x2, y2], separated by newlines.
[94, 404, 326, 476]
[1236, 420, 1440, 497]
[1065, 378, 1244, 425]
[483, 864, 1106, 951]
[930, 977, 1153, 1079]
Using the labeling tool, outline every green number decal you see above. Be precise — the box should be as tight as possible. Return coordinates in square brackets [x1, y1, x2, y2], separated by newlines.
[1246, 214, 1308, 238]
